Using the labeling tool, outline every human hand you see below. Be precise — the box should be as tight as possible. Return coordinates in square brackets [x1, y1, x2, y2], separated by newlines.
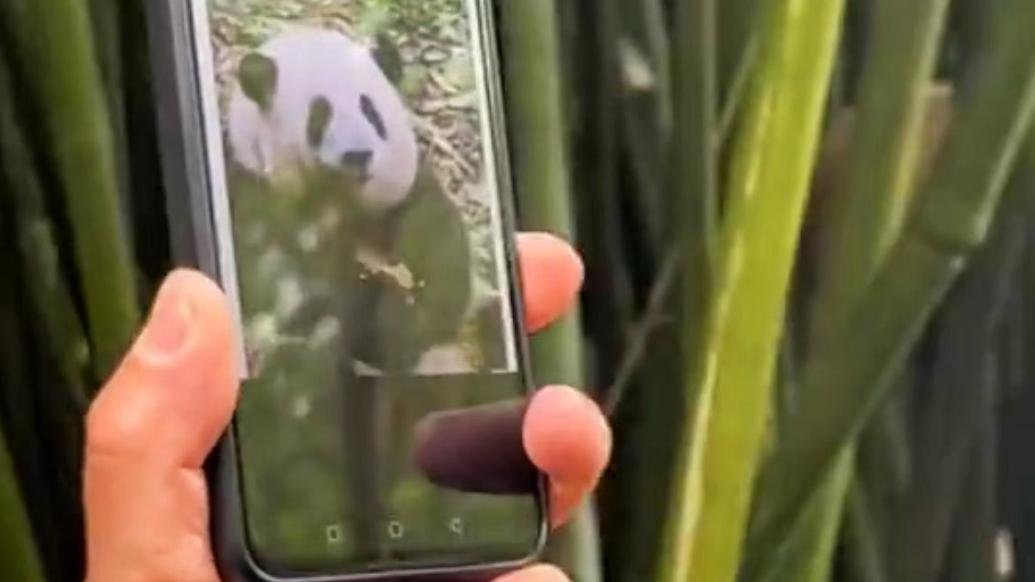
[83, 232, 612, 582]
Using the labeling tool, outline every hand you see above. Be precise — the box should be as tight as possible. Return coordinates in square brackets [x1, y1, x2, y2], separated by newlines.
[83, 232, 612, 582]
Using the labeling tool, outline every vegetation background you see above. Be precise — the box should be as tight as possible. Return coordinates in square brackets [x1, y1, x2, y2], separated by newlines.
[2, 0, 1035, 581]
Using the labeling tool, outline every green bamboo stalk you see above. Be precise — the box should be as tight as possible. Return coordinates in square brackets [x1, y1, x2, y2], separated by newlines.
[497, 2, 600, 579]
[616, 0, 671, 255]
[0, 51, 90, 405]
[755, 464, 853, 582]
[0, 221, 53, 581]
[884, 141, 1032, 582]
[570, 0, 635, 387]
[0, 52, 91, 577]
[747, 1, 951, 578]
[811, 0, 951, 337]
[0, 421, 44, 582]
[497, 0, 583, 408]
[0, 0, 140, 378]
[602, 1, 718, 578]
[656, 1, 844, 579]
[857, 382, 913, 503]
[89, 0, 131, 221]
[717, 0, 761, 143]
[842, 484, 887, 582]
[942, 419, 998, 582]
[669, 0, 717, 261]
[747, 0, 1035, 556]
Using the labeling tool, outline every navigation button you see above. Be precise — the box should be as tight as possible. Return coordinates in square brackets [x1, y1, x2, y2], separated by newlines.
[387, 520, 406, 540]
[325, 524, 344, 545]
[448, 517, 465, 537]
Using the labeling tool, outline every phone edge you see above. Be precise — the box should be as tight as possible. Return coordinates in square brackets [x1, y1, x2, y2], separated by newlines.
[143, 1, 549, 580]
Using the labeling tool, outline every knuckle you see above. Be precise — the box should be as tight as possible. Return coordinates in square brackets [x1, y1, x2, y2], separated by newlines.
[85, 393, 148, 459]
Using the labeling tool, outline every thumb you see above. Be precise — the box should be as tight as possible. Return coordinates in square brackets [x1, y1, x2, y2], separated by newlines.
[84, 269, 237, 581]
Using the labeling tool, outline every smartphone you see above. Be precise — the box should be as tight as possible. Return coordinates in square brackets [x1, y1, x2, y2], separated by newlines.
[144, 0, 546, 579]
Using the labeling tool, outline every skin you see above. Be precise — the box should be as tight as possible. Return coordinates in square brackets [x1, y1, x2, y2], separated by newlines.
[83, 232, 612, 582]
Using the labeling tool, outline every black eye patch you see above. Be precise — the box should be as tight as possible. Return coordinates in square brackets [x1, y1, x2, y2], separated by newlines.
[307, 96, 333, 147]
[360, 94, 388, 141]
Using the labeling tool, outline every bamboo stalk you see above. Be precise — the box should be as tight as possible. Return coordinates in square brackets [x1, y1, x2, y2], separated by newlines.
[717, 0, 761, 143]
[669, 0, 717, 261]
[884, 140, 1032, 582]
[0, 51, 91, 578]
[857, 382, 913, 503]
[811, 1, 951, 337]
[755, 464, 854, 582]
[745, 1, 951, 578]
[88, 0, 131, 224]
[616, 0, 671, 256]
[0, 51, 90, 405]
[842, 484, 887, 582]
[570, 0, 636, 390]
[0, 222, 52, 581]
[602, 1, 719, 577]
[118, 0, 172, 289]
[0, 420, 44, 582]
[497, 2, 601, 579]
[747, 0, 1035, 554]
[942, 419, 998, 582]
[656, 0, 845, 579]
[0, 0, 140, 378]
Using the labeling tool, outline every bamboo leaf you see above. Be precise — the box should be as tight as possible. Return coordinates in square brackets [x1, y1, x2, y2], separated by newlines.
[657, 1, 845, 579]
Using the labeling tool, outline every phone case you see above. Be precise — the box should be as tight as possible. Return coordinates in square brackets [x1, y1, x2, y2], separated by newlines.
[142, 1, 547, 580]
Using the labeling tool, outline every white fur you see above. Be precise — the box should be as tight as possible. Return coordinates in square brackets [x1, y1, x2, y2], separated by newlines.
[227, 27, 419, 211]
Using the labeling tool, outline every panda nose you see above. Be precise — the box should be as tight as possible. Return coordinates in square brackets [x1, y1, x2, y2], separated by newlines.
[341, 150, 373, 176]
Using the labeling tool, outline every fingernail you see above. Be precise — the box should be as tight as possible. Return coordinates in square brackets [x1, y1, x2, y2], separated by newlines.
[136, 280, 195, 360]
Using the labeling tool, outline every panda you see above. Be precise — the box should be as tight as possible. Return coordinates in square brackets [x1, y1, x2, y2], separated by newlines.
[227, 28, 418, 215]
[224, 26, 502, 375]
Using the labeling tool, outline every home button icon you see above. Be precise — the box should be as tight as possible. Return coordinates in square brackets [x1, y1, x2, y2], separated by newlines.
[387, 520, 405, 540]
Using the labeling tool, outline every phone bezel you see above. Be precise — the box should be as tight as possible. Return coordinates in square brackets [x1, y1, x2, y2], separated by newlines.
[144, 0, 548, 579]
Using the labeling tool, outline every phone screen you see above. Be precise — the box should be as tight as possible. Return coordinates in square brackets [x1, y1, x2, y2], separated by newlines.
[186, 0, 543, 575]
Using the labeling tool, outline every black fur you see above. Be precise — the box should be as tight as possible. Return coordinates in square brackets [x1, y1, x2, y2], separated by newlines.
[371, 32, 404, 85]
[237, 53, 278, 111]
[359, 94, 388, 140]
[306, 95, 333, 147]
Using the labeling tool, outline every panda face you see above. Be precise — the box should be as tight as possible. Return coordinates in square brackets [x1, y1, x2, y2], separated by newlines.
[227, 27, 419, 212]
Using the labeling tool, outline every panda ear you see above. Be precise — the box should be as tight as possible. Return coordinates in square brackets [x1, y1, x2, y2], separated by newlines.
[238, 52, 278, 111]
[371, 32, 404, 86]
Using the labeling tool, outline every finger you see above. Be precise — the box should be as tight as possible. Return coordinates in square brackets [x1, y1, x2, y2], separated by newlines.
[518, 232, 584, 333]
[84, 269, 237, 582]
[413, 400, 538, 494]
[523, 386, 612, 527]
[494, 564, 570, 582]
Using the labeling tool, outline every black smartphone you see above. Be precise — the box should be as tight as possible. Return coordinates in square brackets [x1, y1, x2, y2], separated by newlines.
[144, 0, 546, 579]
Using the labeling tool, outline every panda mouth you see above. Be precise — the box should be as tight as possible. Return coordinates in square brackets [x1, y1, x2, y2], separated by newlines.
[342, 168, 372, 184]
